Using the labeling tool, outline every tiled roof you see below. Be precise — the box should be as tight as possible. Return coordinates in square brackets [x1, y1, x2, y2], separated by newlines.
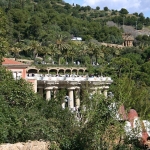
[2, 58, 26, 65]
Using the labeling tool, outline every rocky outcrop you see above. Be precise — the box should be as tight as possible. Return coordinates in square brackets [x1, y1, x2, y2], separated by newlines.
[0, 140, 50, 150]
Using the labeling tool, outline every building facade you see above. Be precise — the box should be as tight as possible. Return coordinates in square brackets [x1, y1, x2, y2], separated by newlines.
[2, 58, 113, 110]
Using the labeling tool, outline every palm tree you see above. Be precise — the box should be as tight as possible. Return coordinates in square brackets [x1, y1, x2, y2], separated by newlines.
[67, 41, 79, 64]
[40, 45, 54, 63]
[55, 34, 71, 65]
[76, 43, 90, 65]
[10, 42, 22, 60]
[79, 43, 88, 57]
[87, 42, 96, 64]
[27, 40, 42, 63]
[94, 44, 105, 64]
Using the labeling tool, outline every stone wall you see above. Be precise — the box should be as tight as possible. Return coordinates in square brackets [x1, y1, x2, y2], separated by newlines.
[0, 140, 50, 150]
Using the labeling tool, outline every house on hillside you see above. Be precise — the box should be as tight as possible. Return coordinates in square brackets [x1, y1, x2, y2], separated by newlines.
[2, 58, 28, 79]
[122, 33, 134, 47]
[2, 58, 37, 92]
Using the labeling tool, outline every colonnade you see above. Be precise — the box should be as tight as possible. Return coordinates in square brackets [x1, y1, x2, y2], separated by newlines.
[37, 86, 108, 109]
[123, 40, 133, 47]
[27, 67, 87, 75]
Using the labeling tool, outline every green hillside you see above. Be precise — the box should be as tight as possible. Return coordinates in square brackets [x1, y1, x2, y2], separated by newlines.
[1, 1, 150, 149]
[0, 0, 145, 42]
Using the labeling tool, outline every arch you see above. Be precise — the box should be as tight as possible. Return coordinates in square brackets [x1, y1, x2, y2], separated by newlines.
[78, 69, 84, 75]
[49, 69, 57, 75]
[84, 70, 88, 74]
[27, 69, 38, 73]
[39, 69, 48, 74]
[72, 69, 77, 75]
[58, 69, 65, 75]
[65, 69, 71, 75]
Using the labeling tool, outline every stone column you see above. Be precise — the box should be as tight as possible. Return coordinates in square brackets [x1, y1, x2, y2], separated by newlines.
[68, 88, 74, 109]
[75, 88, 80, 107]
[97, 87, 102, 94]
[103, 89, 108, 98]
[77, 70, 79, 75]
[46, 89, 51, 101]
[45, 87, 53, 101]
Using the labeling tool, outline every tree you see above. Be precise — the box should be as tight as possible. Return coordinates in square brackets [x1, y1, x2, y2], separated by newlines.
[133, 12, 139, 17]
[142, 47, 150, 61]
[0, 67, 44, 143]
[87, 41, 97, 64]
[104, 6, 109, 11]
[64, 3, 72, 11]
[111, 76, 150, 120]
[96, 6, 100, 10]
[78, 43, 89, 65]
[71, 90, 126, 150]
[27, 40, 42, 63]
[119, 8, 129, 14]
[27, 15, 42, 39]
[141, 61, 150, 85]
[0, 66, 37, 107]
[139, 12, 144, 17]
[67, 41, 79, 64]
[54, 34, 71, 65]
[10, 42, 23, 60]
[0, 8, 9, 64]
[110, 57, 132, 78]
[40, 44, 55, 64]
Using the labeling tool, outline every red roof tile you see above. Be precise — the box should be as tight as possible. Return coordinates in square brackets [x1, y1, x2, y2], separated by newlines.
[2, 58, 26, 65]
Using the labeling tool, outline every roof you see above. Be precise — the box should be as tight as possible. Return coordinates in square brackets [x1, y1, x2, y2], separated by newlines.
[2, 58, 26, 65]
[122, 34, 134, 41]
[2, 58, 28, 68]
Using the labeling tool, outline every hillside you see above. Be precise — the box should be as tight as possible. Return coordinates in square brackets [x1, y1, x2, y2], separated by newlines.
[1, 1, 150, 149]
[107, 21, 150, 37]
[0, 0, 150, 45]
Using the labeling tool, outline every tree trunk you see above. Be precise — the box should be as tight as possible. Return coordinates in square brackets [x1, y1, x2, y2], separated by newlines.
[71, 56, 74, 64]
[58, 56, 61, 65]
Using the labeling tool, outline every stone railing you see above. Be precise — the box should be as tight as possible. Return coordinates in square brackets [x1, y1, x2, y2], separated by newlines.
[0, 140, 50, 150]
[27, 74, 113, 82]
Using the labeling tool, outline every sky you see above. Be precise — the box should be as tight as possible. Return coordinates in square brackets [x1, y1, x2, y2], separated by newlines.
[64, 0, 150, 18]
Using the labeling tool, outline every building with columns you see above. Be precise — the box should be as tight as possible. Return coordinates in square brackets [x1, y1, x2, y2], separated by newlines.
[27, 74, 113, 110]
[2, 58, 113, 110]
[122, 33, 134, 47]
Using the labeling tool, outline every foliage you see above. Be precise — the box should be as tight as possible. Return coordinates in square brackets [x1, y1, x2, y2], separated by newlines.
[0, 8, 9, 64]
[0, 66, 37, 108]
[111, 76, 150, 120]
[1, 1, 150, 149]
[104, 6, 109, 11]
[119, 8, 129, 14]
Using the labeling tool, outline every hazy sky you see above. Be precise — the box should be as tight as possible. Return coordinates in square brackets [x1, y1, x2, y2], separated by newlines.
[65, 0, 150, 18]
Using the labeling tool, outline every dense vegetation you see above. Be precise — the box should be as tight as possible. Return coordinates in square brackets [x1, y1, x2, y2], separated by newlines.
[1, 0, 150, 149]
[0, 67, 145, 149]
